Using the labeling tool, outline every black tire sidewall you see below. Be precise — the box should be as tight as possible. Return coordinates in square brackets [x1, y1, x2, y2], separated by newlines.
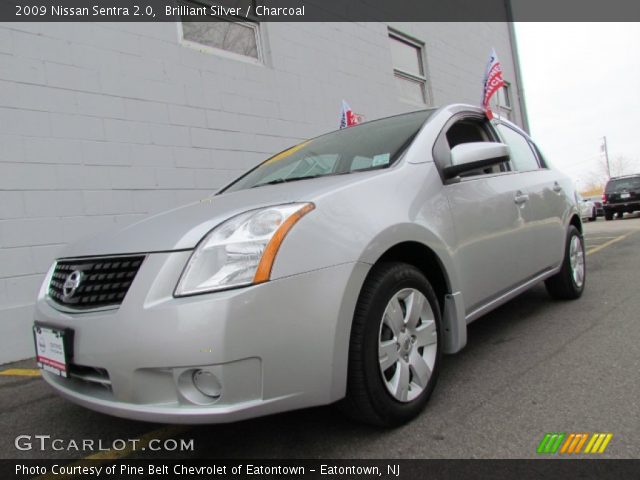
[564, 226, 586, 295]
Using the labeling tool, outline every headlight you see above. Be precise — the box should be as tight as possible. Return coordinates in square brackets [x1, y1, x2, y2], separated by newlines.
[175, 203, 314, 296]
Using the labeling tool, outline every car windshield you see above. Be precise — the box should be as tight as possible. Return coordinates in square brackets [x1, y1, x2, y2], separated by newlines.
[606, 177, 640, 192]
[221, 110, 434, 193]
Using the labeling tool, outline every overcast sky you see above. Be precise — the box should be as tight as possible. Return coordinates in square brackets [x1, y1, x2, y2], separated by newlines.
[514, 23, 640, 190]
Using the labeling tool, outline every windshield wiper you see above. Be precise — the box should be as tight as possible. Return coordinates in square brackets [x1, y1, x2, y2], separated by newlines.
[252, 175, 324, 188]
[251, 171, 358, 189]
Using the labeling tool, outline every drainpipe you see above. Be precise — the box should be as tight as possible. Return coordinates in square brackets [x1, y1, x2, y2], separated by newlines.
[505, 1, 531, 133]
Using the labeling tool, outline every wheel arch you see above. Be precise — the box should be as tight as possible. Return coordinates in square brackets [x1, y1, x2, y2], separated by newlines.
[372, 241, 451, 312]
[569, 213, 583, 234]
[331, 226, 467, 402]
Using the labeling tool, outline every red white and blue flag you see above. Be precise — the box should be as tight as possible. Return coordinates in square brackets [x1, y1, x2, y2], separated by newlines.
[481, 48, 505, 120]
[339, 100, 359, 129]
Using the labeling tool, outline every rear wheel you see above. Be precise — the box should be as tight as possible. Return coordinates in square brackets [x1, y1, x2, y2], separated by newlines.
[545, 225, 585, 300]
[605, 211, 613, 221]
[617, 212, 624, 219]
[341, 262, 441, 427]
[589, 208, 596, 222]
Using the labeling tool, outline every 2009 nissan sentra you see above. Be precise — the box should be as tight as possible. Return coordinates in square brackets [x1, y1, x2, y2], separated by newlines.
[33, 104, 585, 426]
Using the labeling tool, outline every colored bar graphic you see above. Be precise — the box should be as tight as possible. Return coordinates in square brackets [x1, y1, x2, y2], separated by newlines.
[574, 434, 589, 453]
[598, 434, 613, 453]
[540, 433, 613, 454]
[584, 434, 598, 453]
[537, 433, 565, 454]
[560, 433, 575, 453]
[584, 433, 613, 454]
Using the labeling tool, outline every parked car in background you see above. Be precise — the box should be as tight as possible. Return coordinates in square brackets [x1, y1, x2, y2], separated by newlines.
[602, 174, 640, 220]
[577, 195, 597, 222]
[585, 195, 604, 217]
[33, 104, 586, 427]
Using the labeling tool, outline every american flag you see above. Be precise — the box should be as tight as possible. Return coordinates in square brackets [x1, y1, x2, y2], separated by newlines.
[481, 48, 505, 120]
[339, 100, 359, 129]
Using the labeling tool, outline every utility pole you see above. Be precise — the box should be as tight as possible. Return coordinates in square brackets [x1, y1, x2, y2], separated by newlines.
[602, 136, 611, 178]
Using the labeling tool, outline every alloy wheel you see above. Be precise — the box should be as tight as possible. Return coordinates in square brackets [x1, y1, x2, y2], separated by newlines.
[378, 288, 438, 402]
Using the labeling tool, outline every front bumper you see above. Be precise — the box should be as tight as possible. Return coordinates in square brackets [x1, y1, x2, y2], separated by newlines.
[35, 252, 368, 423]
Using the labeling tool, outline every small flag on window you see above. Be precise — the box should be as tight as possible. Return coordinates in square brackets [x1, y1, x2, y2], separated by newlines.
[481, 48, 505, 120]
[339, 100, 359, 129]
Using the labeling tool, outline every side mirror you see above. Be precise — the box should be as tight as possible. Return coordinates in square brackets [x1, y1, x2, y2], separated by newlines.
[443, 142, 510, 179]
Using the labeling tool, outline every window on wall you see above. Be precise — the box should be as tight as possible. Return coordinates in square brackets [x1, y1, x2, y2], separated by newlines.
[388, 31, 427, 105]
[498, 83, 511, 109]
[496, 82, 512, 120]
[180, 0, 261, 62]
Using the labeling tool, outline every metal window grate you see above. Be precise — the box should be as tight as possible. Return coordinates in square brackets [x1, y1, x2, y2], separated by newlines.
[48, 256, 145, 310]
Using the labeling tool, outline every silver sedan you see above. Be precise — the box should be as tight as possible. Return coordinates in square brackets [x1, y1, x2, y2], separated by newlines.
[33, 104, 585, 426]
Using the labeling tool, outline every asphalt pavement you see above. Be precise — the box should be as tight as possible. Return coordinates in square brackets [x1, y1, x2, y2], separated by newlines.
[2, 215, 639, 460]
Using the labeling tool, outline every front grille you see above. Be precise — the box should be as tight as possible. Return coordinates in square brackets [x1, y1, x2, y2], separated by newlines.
[48, 255, 145, 310]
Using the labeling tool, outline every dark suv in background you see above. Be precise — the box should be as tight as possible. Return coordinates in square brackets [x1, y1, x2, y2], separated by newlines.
[603, 174, 640, 220]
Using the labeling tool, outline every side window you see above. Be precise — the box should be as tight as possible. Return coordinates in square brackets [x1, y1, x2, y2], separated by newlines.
[445, 119, 506, 176]
[497, 125, 540, 172]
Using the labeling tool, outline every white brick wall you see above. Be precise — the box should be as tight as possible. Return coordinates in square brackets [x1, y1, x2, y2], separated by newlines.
[0, 21, 524, 363]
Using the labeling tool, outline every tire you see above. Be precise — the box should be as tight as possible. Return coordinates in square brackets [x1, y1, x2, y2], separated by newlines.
[617, 212, 624, 219]
[590, 208, 596, 222]
[605, 211, 613, 221]
[340, 262, 442, 427]
[545, 225, 586, 300]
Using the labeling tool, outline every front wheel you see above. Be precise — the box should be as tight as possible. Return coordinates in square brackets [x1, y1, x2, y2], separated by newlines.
[341, 262, 442, 427]
[545, 225, 585, 300]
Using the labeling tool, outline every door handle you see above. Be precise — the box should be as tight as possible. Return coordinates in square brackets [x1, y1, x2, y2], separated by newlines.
[514, 191, 529, 204]
[553, 182, 563, 193]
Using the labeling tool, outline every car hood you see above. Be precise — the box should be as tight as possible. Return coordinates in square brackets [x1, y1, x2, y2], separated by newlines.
[58, 173, 376, 258]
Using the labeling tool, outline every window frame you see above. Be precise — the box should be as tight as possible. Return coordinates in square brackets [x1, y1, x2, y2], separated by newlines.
[498, 82, 512, 111]
[432, 112, 515, 185]
[388, 29, 429, 106]
[495, 123, 543, 172]
[177, 0, 263, 65]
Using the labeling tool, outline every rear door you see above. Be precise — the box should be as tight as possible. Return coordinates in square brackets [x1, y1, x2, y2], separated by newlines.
[495, 124, 567, 275]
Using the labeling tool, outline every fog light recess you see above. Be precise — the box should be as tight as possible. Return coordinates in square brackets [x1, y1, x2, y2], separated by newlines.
[193, 370, 222, 398]
[176, 368, 223, 405]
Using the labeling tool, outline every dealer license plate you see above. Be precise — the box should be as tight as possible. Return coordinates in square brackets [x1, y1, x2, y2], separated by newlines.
[621, 192, 631, 199]
[33, 325, 72, 377]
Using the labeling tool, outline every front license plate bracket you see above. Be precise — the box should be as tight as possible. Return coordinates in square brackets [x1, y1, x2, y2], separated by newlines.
[33, 323, 74, 378]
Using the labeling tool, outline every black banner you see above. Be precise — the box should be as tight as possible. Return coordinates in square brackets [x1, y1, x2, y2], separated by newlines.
[4, 459, 640, 480]
[2, 0, 640, 22]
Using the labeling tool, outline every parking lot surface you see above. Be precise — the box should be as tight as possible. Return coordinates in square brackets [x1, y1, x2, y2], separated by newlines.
[2, 215, 640, 460]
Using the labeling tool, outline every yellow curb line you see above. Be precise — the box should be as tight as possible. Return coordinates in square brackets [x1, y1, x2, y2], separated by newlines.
[586, 231, 635, 256]
[0, 368, 41, 377]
